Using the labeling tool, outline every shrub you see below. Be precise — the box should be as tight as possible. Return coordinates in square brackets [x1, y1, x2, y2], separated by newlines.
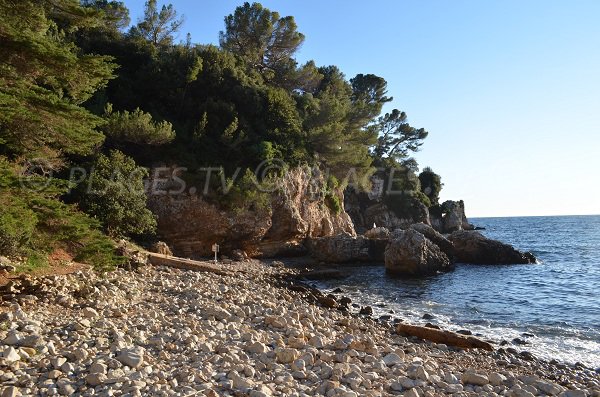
[221, 169, 272, 214]
[418, 167, 443, 206]
[0, 193, 37, 256]
[103, 105, 176, 146]
[384, 191, 428, 221]
[0, 157, 124, 271]
[325, 192, 342, 214]
[77, 150, 157, 238]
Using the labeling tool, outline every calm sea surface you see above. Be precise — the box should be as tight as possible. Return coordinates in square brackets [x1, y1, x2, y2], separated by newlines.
[311, 215, 600, 367]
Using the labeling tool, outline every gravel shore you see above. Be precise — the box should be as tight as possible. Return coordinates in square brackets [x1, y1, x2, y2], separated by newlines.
[0, 260, 598, 396]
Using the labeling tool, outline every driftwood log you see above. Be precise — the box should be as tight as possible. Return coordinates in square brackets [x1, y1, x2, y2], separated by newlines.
[395, 323, 494, 351]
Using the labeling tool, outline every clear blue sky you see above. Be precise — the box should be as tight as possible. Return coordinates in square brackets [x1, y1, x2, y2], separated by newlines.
[127, 0, 600, 217]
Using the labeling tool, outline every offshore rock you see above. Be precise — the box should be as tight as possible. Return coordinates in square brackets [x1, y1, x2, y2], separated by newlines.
[450, 230, 537, 264]
[385, 229, 452, 276]
[438, 200, 475, 233]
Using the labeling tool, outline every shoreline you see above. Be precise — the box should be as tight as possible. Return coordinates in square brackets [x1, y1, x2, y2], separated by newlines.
[291, 259, 600, 370]
[1, 260, 598, 396]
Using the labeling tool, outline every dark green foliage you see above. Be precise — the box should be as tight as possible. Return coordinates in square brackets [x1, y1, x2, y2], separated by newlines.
[418, 166, 443, 206]
[323, 175, 342, 214]
[384, 191, 429, 221]
[221, 169, 272, 214]
[0, 193, 37, 256]
[382, 166, 429, 220]
[1, 0, 441, 270]
[372, 109, 428, 163]
[325, 193, 342, 215]
[76, 150, 157, 238]
[0, 0, 116, 160]
[0, 158, 123, 270]
[81, 0, 131, 31]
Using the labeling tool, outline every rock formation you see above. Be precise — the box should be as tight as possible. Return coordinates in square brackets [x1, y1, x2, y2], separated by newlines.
[449, 231, 537, 265]
[384, 229, 452, 276]
[147, 167, 355, 258]
[309, 233, 387, 263]
[432, 200, 475, 233]
[409, 223, 455, 259]
[344, 175, 429, 234]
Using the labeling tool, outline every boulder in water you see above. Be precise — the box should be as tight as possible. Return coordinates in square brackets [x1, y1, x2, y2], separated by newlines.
[449, 230, 536, 264]
[410, 222, 455, 259]
[384, 229, 452, 276]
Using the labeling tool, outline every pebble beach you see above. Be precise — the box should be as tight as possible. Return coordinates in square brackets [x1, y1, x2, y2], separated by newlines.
[0, 261, 598, 397]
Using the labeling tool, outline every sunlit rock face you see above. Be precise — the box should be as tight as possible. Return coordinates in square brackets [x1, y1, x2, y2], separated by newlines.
[147, 167, 355, 258]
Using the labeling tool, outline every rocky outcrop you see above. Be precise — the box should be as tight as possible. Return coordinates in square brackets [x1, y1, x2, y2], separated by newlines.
[309, 233, 387, 263]
[150, 241, 173, 256]
[410, 223, 455, 259]
[345, 175, 477, 234]
[364, 226, 391, 240]
[449, 231, 537, 264]
[384, 229, 452, 276]
[430, 200, 475, 233]
[147, 167, 355, 258]
[345, 184, 430, 234]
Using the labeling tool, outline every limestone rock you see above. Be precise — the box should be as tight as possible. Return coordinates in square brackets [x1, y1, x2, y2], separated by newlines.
[364, 227, 390, 240]
[308, 234, 367, 263]
[151, 241, 173, 256]
[2, 347, 20, 362]
[382, 353, 403, 366]
[275, 348, 298, 364]
[461, 371, 489, 386]
[440, 200, 474, 232]
[385, 229, 452, 276]
[85, 373, 106, 386]
[81, 307, 99, 318]
[116, 348, 144, 368]
[147, 167, 355, 258]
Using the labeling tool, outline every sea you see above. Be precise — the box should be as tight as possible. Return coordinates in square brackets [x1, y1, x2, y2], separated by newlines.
[310, 215, 600, 368]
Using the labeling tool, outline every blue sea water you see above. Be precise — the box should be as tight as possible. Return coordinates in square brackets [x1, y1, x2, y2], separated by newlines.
[312, 215, 600, 367]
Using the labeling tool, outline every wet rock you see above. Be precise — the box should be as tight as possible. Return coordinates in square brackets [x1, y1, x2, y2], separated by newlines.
[359, 306, 373, 316]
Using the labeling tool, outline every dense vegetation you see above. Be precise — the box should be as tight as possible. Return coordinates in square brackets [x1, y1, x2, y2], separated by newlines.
[0, 0, 443, 270]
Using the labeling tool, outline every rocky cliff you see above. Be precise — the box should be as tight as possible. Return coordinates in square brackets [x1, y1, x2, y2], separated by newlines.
[147, 167, 355, 258]
[344, 175, 430, 234]
[344, 175, 472, 234]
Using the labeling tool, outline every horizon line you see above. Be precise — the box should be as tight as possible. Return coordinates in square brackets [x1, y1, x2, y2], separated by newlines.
[469, 213, 600, 219]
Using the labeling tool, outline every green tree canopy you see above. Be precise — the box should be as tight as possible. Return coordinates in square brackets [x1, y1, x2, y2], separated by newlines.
[0, 0, 116, 161]
[372, 109, 428, 163]
[129, 0, 184, 46]
[219, 2, 305, 86]
[419, 166, 443, 206]
[77, 150, 157, 237]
